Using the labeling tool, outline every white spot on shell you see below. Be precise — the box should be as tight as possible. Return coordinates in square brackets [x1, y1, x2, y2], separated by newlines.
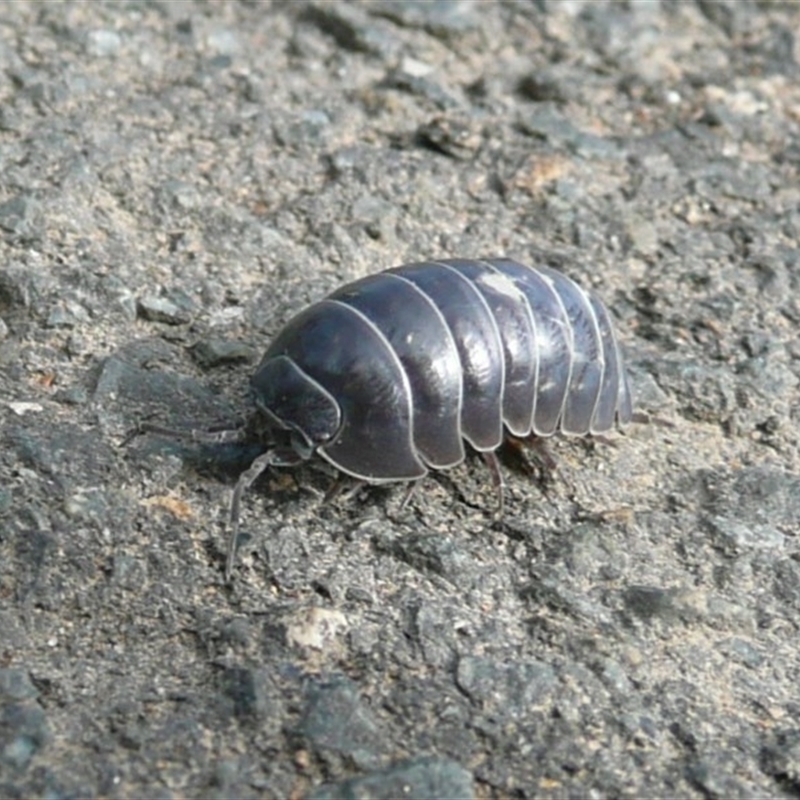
[478, 271, 521, 299]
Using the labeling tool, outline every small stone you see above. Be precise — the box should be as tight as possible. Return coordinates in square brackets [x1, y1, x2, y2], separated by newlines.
[0, 194, 37, 236]
[190, 338, 255, 369]
[86, 29, 122, 57]
[205, 28, 240, 56]
[286, 607, 348, 651]
[416, 114, 482, 160]
[298, 677, 384, 769]
[351, 194, 397, 241]
[136, 295, 192, 325]
[0, 669, 38, 701]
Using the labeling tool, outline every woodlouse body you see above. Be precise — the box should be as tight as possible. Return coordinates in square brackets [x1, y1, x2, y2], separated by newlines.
[251, 257, 633, 483]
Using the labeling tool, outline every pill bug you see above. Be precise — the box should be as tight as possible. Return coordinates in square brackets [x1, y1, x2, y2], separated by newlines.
[217, 256, 633, 579]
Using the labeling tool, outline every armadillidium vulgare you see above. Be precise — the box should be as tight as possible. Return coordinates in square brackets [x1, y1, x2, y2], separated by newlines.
[222, 257, 633, 579]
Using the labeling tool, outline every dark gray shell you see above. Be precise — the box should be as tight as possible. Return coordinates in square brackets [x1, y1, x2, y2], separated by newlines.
[251, 258, 633, 482]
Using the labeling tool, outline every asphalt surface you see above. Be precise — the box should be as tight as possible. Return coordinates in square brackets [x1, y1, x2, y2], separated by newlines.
[1, 2, 800, 798]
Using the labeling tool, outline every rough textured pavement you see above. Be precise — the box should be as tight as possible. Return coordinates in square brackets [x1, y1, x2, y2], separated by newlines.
[2, 2, 800, 798]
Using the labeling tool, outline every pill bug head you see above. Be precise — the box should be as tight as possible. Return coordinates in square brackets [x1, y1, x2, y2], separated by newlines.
[224, 353, 343, 580]
[249, 353, 342, 461]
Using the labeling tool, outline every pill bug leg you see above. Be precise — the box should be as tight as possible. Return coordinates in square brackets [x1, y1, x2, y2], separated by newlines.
[120, 422, 249, 447]
[526, 437, 558, 477]
[480, 450, 505, 517]
[630, 410, 674, 428]
[226, 445, 305, 582]
[322, 476, 424, 518]
[322, 475, 367, 505]
[499, 435, 558, 492]
[396, 480, 422, 513]
[121, 420, 250, 447]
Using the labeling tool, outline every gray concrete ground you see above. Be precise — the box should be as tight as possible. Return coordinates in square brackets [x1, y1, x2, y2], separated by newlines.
[1, 2, 799, 798]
